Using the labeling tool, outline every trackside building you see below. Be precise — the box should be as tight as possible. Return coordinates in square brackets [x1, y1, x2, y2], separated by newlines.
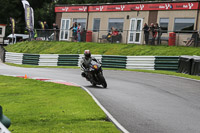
[0, 24, 6, 44]
[55, 1, 200, 45]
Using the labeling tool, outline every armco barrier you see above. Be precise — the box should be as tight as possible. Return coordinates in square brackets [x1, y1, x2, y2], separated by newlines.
[102, 55, 127, 68]
[126, 56, 155, 70]
[5, 52, 23, 64]
[22, 54, 40, 65]
[5, 52, 184, 72]
[155, 56, 179, 71]
[57, 54, 79, 66]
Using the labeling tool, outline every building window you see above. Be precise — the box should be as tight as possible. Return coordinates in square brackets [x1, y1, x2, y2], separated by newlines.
[0, 28, 2, 35]
[174, 18, 195, 32]
[73, 18, 86, 30]
[93, 18, 100, 32]
[60, 19, 70, 40]
[108, 18, 124, 32]
[159, 18, 169, 33]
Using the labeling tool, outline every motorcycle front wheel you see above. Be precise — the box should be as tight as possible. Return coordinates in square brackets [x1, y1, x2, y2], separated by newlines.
[98, 74, 107, 88]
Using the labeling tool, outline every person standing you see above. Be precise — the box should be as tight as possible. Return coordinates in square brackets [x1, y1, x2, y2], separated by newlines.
[70, 22, 78, 42]
[155, 23, 162, 45]
[77, 23, 81, 42]
[44, 21, 49, 29]
[44, 21, 49, 40]
[149, 23, 156, 45]
[53, 23, 59, 41]
[143, 23, 149, 45]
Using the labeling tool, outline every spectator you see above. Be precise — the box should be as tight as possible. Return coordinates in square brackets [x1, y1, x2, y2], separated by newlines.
[149, 23, 156, 45]
[44, 21, 49, 29]
[81, 28, 86, 42]
[143, 23, 149, 45]
[34, 29, 38, 40]
[106, 28, 113, 42]
[77, 23, 81, 42]
[155, 23, 162, 45]
[70, 22, 78, 42]
[53, 23, 59, 41]
[53, 23, 58, 29]
[111, 27, 119, 43]
[44, 21, 49, 40]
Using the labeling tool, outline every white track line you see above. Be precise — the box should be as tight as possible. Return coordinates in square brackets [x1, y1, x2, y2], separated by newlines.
[80, 86, 129, 133]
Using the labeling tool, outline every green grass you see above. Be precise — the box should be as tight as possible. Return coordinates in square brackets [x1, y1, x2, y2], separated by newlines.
[0, 75, 120, 133]
[4, 41, 200, 56]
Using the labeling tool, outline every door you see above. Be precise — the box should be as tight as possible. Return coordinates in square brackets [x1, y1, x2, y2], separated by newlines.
[128, 18, 143, 44]
[60, 19, 70, 41]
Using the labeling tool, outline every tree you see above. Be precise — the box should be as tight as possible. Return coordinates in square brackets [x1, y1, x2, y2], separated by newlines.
[0, 0, 55, 35]
[0, 0, 158, 35]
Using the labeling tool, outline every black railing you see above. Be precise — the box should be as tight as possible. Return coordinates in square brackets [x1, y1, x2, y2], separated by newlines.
[33, 29, 200, 47]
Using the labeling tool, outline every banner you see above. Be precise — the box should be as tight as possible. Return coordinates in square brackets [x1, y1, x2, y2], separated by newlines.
[10, 17, 15, 34]
[30, 7, 34, 29]
[21, 0, 34, 31]
[25, 4, 33, 31]
[21, 0, 30, 9]
[55, 6, 88, 12]
[55, 2, 199, 12]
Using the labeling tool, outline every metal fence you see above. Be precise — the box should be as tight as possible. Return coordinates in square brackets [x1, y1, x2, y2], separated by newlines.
[34, 29, 200, 47]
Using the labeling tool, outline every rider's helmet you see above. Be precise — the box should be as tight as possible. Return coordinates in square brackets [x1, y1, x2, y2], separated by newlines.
[84, 50, 91, 59]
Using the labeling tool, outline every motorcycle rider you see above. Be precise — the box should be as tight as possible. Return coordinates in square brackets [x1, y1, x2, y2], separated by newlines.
[80, 50, 99, 79]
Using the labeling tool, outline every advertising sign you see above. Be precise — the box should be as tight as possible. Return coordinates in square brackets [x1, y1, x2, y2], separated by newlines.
[25, 4, 33, 31]
[55, 2, 199, 13]
[55, 6, 88, 12]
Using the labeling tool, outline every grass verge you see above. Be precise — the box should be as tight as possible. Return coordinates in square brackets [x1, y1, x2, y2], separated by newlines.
[4, 41, 200, 56]
[0, 75, 120, 133]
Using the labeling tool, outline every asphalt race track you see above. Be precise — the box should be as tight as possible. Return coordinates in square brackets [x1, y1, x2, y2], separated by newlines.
[1, 63, 200, 133]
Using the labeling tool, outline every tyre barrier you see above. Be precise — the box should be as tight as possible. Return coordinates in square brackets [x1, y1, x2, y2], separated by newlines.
[5, 52, 199, 75]
[155, 56, 179, 71]
[39, 54, 58, 66]
[5, 52, 23, 64]
[126, 56, 155, 70]
[23, 54, 40, 65]
[58, 54, 79, 66]
[102, 55, 127, 68]
[177, 56, 200, 76]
